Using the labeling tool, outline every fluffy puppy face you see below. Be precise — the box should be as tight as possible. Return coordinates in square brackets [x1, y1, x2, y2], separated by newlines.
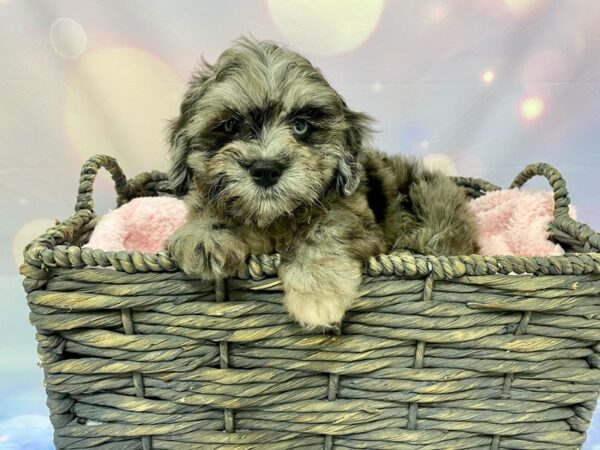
[169, 38, 371, 228]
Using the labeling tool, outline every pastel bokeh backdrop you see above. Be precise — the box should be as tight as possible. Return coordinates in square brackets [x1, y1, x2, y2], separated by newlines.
[1, 0, 600, 448]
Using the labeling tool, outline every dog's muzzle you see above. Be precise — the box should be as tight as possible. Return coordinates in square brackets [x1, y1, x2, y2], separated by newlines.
[249, 160, 285, 188]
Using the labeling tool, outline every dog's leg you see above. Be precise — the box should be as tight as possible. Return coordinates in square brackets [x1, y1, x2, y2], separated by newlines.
[278, 210, 371, 329]
[280, 248, 362, 329]
[167, 211, 248, 280]
[392, 176, 478, 255]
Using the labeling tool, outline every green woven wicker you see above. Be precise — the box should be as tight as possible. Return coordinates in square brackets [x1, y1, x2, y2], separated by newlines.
[20, 154, 600, 450]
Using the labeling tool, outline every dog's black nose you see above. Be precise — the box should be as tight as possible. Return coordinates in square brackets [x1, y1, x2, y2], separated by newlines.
[249, 160, 284, 187]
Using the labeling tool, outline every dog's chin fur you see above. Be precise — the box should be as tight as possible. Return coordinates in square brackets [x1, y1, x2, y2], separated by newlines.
[167, 36, 479, 329]
[225, 193, 301, 230]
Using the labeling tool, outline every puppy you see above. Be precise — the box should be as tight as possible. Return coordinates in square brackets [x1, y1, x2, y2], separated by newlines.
[167, 37, 478, 328]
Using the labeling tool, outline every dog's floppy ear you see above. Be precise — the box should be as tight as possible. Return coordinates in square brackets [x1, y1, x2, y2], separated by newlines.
[168, 66, 213, 196]
[337, 108, 373, 197]
[168, 124, 192, 197]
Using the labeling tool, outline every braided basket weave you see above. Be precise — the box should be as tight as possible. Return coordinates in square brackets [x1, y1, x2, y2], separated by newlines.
[21, 155, 600, 450]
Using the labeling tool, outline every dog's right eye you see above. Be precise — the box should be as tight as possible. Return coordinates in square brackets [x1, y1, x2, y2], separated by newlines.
[291, 119, 310, 138]
[219, 118, 239, 134]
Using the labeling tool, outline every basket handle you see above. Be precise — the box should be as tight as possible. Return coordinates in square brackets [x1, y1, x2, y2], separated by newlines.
[509, 162, 571, 219]
[75, 155, 130, 212]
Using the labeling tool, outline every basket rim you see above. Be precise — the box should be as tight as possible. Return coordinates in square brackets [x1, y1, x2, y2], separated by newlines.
[20, 207, 600, 281]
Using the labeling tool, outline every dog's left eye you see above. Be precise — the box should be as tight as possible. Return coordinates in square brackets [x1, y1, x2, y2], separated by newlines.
[291, 119, 310, 137]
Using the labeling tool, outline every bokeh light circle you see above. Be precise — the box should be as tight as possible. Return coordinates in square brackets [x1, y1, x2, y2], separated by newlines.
[503, 0, 547, 17]
[50, 18, 87, 59]
[423, 153, 457, 176]
[65, 47, 184, 175]
[427, 2, 448, 22]
[482, 70, 495, 84]
[520, 97, 544, 121]
[267, 0, 384, 55]
[13, 218, 57, 267]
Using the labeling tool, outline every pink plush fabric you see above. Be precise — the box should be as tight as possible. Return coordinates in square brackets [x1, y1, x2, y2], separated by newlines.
[85, 197, 188, 252]
[470, 189, 575, 257]
[85, 190, 573, 257]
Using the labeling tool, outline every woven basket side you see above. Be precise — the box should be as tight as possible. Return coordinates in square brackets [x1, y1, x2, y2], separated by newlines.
[27, 268, 600, 449]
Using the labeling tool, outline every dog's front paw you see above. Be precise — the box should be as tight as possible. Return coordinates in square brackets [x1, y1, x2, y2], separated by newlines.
[167, 227, 248, 280]
[280, 256, 361, 329]
[284, 288, 349, 330]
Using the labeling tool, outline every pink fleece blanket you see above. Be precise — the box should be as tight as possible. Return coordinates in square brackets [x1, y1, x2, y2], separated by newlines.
[470, 189, 575, 256]
[85, 190, 573, 256]
[85, 196, 188, 253]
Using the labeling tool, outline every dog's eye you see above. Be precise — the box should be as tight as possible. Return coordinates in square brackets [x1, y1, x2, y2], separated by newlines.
[222, 118, 239, 134]
[291, 119, 310, 137]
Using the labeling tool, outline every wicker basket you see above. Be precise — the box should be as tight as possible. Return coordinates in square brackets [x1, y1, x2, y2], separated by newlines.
[21, 155, 600, 450]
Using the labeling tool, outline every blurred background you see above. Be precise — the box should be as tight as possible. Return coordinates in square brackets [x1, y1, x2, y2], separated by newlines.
[2, 0, 600, 448]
